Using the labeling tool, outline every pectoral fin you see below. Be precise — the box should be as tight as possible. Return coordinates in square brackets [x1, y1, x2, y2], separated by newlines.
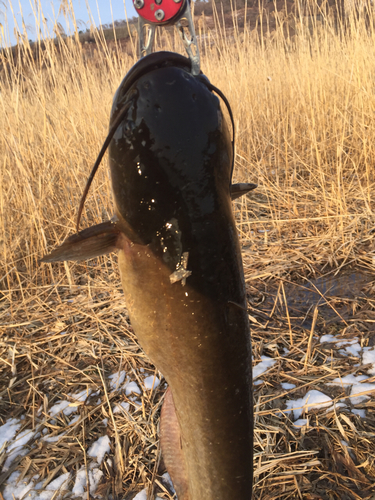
[40, 220, 122, 263]
[230, 183, 257, 200]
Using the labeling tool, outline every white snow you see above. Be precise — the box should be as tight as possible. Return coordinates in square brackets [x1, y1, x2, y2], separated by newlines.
[133, 490, 164, 500]
[113, 402, 130, 414]
[343, 343, 362, 357]
[284, 390, 333, 420]
[143, 375, 160, 390]
[281, 383, 296, 390]
[293, 418, 308, 428]
[8, 428, 35, 451]
[125, 381, 141, 396]
[2, 472, 36, 500]
[43, 432, 66, 443]
[3, 471, 70, 500]
[0, 418, 22, 449]
[72, 466, 103, 498]
[352, 409, 366, 417]
[49, 389, 92, 417]
[362, 347, 375, 375]
[253, 356, 276, 379]
[328, 374, 375, 404]
[254, 380, 263, 386]
[87, 435, 111, 464]
[133, 490, 148, 500]
[109, 370, 126, 390]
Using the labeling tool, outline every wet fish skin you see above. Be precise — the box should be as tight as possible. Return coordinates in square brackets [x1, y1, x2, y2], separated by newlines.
[109, 54, 253, 500]
[42, 52, 253, 500]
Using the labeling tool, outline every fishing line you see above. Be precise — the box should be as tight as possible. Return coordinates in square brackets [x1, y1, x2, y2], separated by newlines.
[76, 101, 132, 232]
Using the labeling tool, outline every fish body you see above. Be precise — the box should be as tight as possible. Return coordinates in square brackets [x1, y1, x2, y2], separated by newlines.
[42, 52, 253, 499]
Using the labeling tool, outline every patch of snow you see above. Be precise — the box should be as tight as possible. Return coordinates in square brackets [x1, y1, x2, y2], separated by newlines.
[284, 390, 333, 420]
[72, 466, 103, 498]
[43, 432, 66, 443]
[344, 343, 361, 357]
[2, 472, 36, 500]
[293, 418, 308, 428]
[49, 389, 92, 417]
[161, 472, 175, 492]
[253, 356, 276, 379]
[254, 380, 263, 386]
[0, 419, 21, 449]
[133, 490, 164, 500]
[352, 408, 366, 417]
[8, 428, 36, 452]
[281, 383, 296, 390]
[102, 418, 108, 426]
[3, 448, 28, 471]
[341, 440, 349, 446]
[4, 472, 71, 500]
[320, 335, 359, 349]
[328, 374, 375, 404]
[133, 490, 147, 500]
[87, 435, 110, 465]
[108, 371, 126, 390]
[113, 402, 130, 414]
[320, 334, 337, 343]
[363, 347, 375, 375]
[125, 381, 141, 396]
[143, 375, 160, 390]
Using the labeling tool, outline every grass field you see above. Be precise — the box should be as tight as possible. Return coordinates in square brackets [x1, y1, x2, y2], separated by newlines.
[1, 1, 375, 499]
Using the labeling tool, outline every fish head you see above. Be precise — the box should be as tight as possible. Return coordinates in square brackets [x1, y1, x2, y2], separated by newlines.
[108, 51, 233, 270]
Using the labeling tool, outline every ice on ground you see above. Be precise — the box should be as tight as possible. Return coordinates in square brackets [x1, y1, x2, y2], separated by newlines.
[284, 390, 333, 420]
[328, 374, 375, 404]
[143, 375, 160, 390]
[49, 389, 92, 417]
[253, 356, 276, 379]
[109, 370, 126, 390]
[281, 383, 296, 390]
[72, 466, 103, 498]
[87, 435, 110, 465]
[113, 402, 130, 414]
[125, 381, 141, 396]
[0, 418, 21, 449]
[363, 347, 375, 375]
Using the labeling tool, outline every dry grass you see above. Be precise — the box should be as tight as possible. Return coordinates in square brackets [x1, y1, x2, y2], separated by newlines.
[1, 1, 375, 498]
